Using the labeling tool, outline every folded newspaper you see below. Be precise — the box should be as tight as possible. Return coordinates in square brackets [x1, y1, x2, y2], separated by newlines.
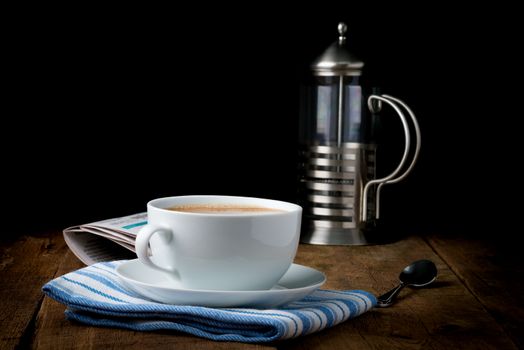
[63, 213, 146, 265]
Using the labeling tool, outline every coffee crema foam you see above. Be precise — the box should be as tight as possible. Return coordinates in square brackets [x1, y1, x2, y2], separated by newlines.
[166, 204, 284, 214]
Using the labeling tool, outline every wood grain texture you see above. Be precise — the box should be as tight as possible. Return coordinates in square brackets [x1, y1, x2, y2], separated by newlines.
[1, 231, 520, 349]
[283, 236, 517, 349]
[427, 235, 523, 349]
[0, 233, 68, 349]
[31, 247, 272, 350]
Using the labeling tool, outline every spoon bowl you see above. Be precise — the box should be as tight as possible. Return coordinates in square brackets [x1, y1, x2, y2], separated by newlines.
[400, 259, 438, 287]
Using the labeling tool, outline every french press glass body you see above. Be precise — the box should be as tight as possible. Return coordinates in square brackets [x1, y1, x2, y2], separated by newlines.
[298, 23, 421, 245]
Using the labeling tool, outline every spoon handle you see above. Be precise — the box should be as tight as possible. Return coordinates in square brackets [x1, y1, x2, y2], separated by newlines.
[377, 282, 406, 307]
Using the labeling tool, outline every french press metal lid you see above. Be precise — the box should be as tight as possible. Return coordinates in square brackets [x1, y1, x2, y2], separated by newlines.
[312, 22, 363, 76]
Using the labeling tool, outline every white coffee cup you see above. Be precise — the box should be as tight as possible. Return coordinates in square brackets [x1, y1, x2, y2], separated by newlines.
[135, 195, 302, 291]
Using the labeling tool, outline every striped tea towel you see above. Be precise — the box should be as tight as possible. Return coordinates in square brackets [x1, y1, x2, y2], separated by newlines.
[42, 260, 376, 343]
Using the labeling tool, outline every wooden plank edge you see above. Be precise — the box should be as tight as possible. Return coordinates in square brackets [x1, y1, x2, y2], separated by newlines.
[423, 235, 520, 350]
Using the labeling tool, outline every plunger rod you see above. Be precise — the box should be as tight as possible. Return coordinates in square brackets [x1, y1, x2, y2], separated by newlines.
[337, 75, 344, 147]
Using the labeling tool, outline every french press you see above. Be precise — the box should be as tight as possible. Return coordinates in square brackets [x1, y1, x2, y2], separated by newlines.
[298, 23, 421, 245]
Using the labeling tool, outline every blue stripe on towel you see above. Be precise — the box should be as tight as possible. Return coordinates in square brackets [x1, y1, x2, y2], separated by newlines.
[43, 260, 376, 343]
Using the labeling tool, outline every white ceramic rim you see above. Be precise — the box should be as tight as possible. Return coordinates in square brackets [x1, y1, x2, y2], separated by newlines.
[147, 195, 302, 217]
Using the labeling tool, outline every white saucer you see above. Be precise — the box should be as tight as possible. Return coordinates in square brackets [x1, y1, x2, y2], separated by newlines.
[116, 259, 326, 308]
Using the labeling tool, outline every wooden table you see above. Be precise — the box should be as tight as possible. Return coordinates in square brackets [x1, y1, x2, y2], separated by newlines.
[1, 231, 522, 349]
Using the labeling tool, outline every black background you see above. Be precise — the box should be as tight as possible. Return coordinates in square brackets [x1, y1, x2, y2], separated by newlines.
[4, 4, 522, 237]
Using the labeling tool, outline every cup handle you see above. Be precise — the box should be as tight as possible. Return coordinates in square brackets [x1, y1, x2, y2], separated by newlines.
[361, 94, 420, 222]
[135, 225, 177, 274]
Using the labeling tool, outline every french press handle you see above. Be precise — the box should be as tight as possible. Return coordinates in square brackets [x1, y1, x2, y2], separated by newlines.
[361, 95, 421, 222]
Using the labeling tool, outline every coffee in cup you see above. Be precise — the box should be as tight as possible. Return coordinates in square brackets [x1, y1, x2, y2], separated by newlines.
[167, 204, 284, 214]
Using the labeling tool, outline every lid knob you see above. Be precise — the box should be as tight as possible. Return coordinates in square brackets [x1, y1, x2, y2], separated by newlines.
[338, 22, 347, 43]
